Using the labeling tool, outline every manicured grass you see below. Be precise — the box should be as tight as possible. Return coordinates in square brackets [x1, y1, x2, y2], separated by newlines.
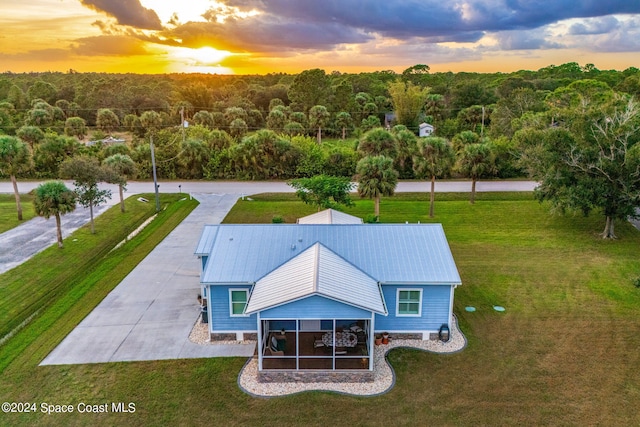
[2, 192, 640, 426]
[0, 193, 36, 233]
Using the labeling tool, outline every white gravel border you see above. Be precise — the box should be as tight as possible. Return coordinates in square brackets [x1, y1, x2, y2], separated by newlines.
[188, 316, 466, 397]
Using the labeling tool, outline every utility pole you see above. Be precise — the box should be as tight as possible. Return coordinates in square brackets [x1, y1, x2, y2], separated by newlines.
[481, 105, 485, 137]
[180, 106, 186, 145]
[150, 134, 160, 212]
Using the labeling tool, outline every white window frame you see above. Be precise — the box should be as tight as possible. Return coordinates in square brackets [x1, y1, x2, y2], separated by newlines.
[396, 288, 422, 317]
[229, 289, 250, 317]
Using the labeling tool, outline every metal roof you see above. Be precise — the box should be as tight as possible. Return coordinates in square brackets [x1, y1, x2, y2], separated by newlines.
[245, 242, 386, 315]
[196, 224, 461, 285]
[194, 225, 219, 255]
[296, 209, 363, 224]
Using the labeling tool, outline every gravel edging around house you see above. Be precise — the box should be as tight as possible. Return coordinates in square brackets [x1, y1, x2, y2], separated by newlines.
[189, 316, 466, 397]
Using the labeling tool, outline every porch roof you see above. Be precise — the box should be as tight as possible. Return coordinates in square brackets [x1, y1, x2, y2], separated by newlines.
[296, 209, 363, 224]
[245, 242, 386, 315]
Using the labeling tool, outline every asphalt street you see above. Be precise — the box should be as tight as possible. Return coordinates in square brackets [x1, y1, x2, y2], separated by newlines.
[0, 179, 538, 196]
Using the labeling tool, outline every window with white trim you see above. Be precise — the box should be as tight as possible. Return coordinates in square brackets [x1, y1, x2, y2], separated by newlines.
[229, 289, 249, 316]
[396, 289, 422, 316]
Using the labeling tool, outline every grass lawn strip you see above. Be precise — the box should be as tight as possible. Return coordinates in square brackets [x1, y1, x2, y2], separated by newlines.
[0, 194, 35, 233]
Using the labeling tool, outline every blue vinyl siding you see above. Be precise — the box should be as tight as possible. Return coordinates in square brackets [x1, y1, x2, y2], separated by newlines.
[200, 256, 208, 272]
[261, 295, 371, 319]
[208, 285, 256, 331]
[375, 285, 451, 331]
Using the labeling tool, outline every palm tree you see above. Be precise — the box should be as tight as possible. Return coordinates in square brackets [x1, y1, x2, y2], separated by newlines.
[0, 135, 32, 220]
[96, 108, 120, 136]
[33, 181, 76, 248]
[356, 155, 398, 221]
[358, 128, 398, 159]
[334, 111, 353, 140]
[308, 105, 330, 144]
[456, 143, 496, 204]
[177, 139, 208, 179]
[413, 137, 455, 217]
[103, 154, 136, 212]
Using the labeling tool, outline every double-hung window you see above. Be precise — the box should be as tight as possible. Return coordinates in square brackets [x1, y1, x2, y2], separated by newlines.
[229, 289, 249, 316]
[396, 289, 422, 316]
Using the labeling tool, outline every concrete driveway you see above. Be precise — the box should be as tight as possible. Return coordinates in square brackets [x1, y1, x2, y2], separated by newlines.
[40, 193, 256, 365]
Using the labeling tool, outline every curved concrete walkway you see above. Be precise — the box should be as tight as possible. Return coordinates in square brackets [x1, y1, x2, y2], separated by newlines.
[40, 193, 256, 365]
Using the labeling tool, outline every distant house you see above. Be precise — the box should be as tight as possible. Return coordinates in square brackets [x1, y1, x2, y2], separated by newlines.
[86, 136, 126, 146]
[384, 112, 396, 129]
[419, 123, 435, 137]
[195, 210, 461, 382]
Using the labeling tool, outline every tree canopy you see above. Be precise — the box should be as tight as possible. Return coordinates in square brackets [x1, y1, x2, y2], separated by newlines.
[289, 174, 355, 211]
[523, 97, 640, 238]
[33, 180, 76, 248]
[1, 65, 640, 237]
[60, 156, 112, 233]
[0, 135, 32, 220]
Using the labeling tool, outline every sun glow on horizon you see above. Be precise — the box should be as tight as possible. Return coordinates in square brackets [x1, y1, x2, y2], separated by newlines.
[166, 46, 234, 74]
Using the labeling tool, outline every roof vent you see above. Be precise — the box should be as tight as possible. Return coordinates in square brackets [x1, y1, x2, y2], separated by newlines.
[229, 237, 233, 241]
[291, 244, 296, 250]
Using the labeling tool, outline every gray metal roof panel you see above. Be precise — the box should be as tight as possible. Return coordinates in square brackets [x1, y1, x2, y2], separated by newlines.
[194, 225, 219, 255]
[200, 224, 461, 285]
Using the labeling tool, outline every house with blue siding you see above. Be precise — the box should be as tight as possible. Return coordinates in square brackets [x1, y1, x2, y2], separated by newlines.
[195, 210, 461, 381]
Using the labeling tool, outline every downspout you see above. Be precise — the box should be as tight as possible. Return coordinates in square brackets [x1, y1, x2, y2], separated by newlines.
[257, 312, 262, 371]
[448, 285, 458, 333]
[369, 312, 375, 371]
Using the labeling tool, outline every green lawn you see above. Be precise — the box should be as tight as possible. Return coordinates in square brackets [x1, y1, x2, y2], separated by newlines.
[2, 192, 640, 426]
[0, 193, 36, 233]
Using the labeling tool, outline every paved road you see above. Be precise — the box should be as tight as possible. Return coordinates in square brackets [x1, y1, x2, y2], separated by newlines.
[0, 202, 116, 275]
[40, 194, 256, 365]
[0, 179, 538, 196]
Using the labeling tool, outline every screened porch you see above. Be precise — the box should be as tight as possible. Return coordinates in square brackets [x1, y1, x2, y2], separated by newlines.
[258, 319, 373, 371]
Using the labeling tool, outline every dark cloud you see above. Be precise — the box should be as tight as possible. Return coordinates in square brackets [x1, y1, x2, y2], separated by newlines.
[161, 0, 640, 54]
[573, 19, 640, 53]
[218, 0, 640, 33]
[496, 30, 564, 50]
[162, 17, 371, 53]
[569, 16, 620, 35]
[80, 0, 162, 30]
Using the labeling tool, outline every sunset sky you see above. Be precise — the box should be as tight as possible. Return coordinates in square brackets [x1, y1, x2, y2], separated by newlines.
[1, 0, 639, 75]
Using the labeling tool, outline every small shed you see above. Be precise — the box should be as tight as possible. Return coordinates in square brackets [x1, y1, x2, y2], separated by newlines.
[419, 123, 435, 137]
